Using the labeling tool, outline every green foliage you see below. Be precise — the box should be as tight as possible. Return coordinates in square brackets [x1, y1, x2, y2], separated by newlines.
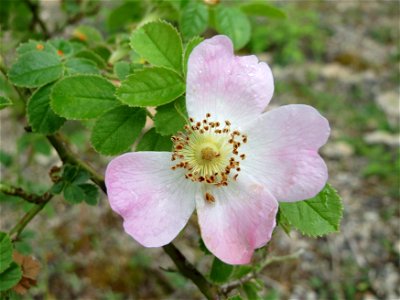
[242, 281, 262, 299]
[239, 2, 286, 19]
[79, 184, 100, 205]
[279, 185, 343, 237]
[91, 106, 146, 155]
[0, 262, 22, 292]
[73, 49, 107, 68]
[214, 6, 251, 50]
[183, 36, 203, 76]
[63, 183, 86, 204]
[209, 257, 234, 283]
[113, 61, 132, 80]
[136, 128, 172, 152]
[0, 96, 12, 110]
[8, 51, 63, 88]
[130, 21, 183, 73]
[180, 1, 209, 40]
[27, 84, 66, 134]
[72, 25, 103, 45]
[64, 58, 99, 75]
[154, 97, 186, 136]
[107, 1, 143, 32]
[0, 232, 13, 273]
[116, 67, 185, 107]
[16, 40, 57, 56]
[51, 75, 119, 120]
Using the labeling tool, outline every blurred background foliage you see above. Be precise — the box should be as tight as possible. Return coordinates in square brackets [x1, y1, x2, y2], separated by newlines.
[0, 0, 399, 299]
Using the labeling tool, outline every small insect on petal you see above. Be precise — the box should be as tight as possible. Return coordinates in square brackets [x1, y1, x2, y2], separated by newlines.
[205, 192, 215, 203]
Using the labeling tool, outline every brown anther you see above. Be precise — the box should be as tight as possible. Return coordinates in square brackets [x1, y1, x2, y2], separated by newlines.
[225, 120, 231, 126]
[243, 137, 247, 143]
[196, 122, 201, 127]
[236, 167, 241, 171]
[205, 192, 215, 203]
[233, 174, 239, 181]
[171, 166, 176, 170]
[228, 139, 234, 144]
[204, 126, 209, 130]
[189, 117, 194, 122]
[240, 154, 246, 160]
[233, 130, 240, 135]
[206, 113, 211, 118]
[199, 176, 205, 182]
[215, 122, 220, 127]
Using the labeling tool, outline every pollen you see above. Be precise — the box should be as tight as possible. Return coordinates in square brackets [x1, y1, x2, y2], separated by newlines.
[171, 113, 247, 187]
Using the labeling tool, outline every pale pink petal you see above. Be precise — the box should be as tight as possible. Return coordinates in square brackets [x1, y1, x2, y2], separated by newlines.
[240, 104, 330, 202]
[196, 177, 278, 265]
[186, 35, 274, 128]
[105, 152, 198, 247]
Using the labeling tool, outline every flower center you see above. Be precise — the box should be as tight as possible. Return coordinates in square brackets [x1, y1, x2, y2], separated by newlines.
[171, 113, 247, 187]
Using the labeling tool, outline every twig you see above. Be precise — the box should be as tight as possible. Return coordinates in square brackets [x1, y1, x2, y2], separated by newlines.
[45, 133, 219, 299]
[0, 183, 50, 204]
[46, 134, 106, 193]
[221, 249, 304, 294]
[163, 243, 219, 300]
[8, 193, 53, 239]
[23, 0, 50, 38]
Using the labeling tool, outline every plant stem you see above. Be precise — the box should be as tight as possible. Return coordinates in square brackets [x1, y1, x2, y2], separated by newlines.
[46, 133, 219, 299]
[9, 197, 52, 239]
[221, 249, 304, 294]
[23, 0, 50, 38]
[163, 243, 219, 300]
[46, 134, 106, 193]
[0, 183, 50, 204]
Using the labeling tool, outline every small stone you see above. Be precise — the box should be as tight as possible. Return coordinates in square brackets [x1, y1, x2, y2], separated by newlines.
[322, 141, 354, 158]
[364, 131, 400, 147]
[376, 91, 400, 128]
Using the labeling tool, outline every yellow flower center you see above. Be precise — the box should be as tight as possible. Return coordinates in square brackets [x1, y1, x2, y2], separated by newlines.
[171, 113, 247, 187]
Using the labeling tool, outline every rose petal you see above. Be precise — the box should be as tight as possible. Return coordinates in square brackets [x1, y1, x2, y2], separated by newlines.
[186, 35, 274, 128]
[241, 104, 330, 202]
[105, 152, 198, 247]
[196, 177, 278, 265]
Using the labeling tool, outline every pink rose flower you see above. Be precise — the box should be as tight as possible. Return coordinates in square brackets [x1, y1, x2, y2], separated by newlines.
[105, 36, 330, 265]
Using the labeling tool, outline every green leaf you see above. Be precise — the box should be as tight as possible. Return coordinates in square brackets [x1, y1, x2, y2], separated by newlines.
[130, 20, 183, 73]
[51, 75, 118, 120]
[74, 50, 107, 68]
[8, 51, 63, 88]
[228, 295, 244, 300]
[239, 3, 286, 19]
[16, 40, 57, 56]
[62, 165, 90, 184]
[231, 265, 253, 280]
[64, 58, 99, 75]
[49, 39, 74, 57]
[214, 6, 251, 50]
[0, 232, 13, 273]
[63, 184, 85, 204]
[183, 36, 203, 76]
[27, 84, 66, 134]
[107, 1, 143, 32]
[198, 238, 211, 255]
[91, 106, 146, 155]
[113, 61, 131, 80]
[79, 184, 99, 205]
[0, 262, 22, 291]
[73, 25, 103, 44]
[242, 281, 262, 300]
[50, 181, 66, 194]
[136, 128, 172, 152]
[276, 208, 291, 235]
[180, 2, 208, 39]
[210, 257, 234, 283]
[154, 97, 186, 136]
[0, 96, 12, 110]
[279, 184, 343, 237]
[116, 67, 185, 107]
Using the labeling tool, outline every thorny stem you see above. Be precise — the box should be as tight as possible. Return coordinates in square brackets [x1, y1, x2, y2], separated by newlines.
[46, 134, 106, 193]
[45, 133, 219, 299]
[0, 183, 51, 204]
[163, 244, 219, 300]
[221, 249, 305, 295]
